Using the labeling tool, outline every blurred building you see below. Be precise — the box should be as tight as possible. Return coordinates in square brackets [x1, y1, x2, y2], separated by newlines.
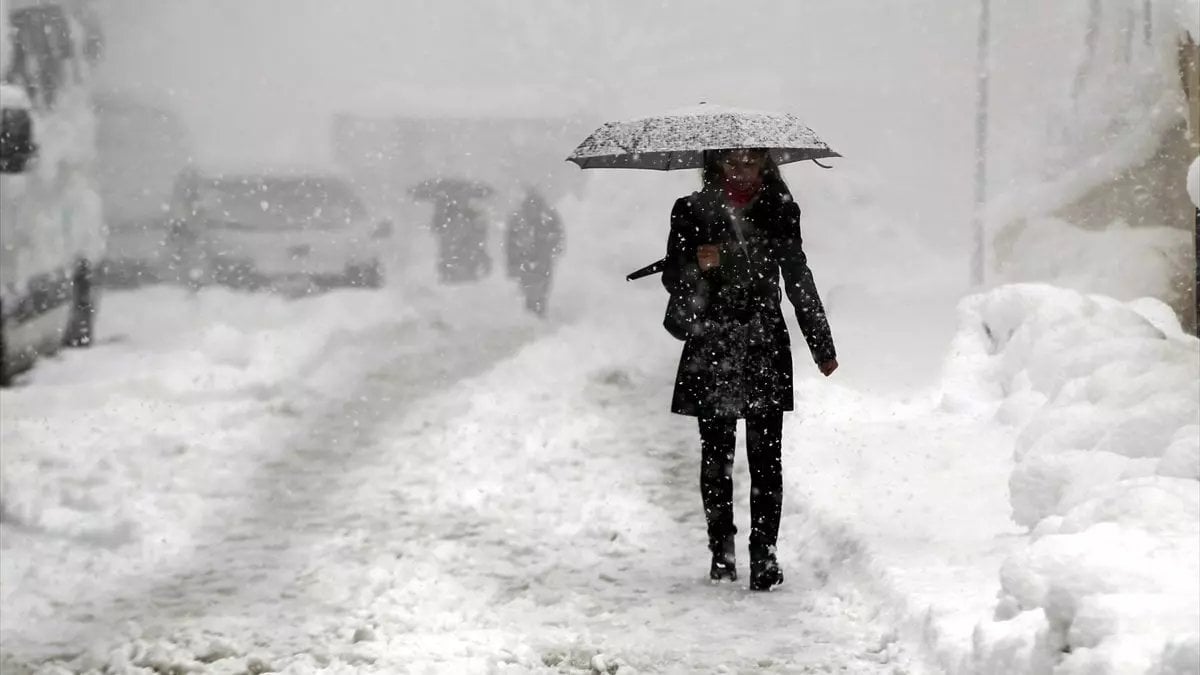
[988, 1, 1199, 334]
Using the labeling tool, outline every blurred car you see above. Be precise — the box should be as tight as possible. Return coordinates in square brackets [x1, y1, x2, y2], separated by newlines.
[1, 3, 106, 386]
[167, 168, 392, 295]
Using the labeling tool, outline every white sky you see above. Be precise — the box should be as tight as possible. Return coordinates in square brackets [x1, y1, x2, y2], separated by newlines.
[16, 0, 1182, 250]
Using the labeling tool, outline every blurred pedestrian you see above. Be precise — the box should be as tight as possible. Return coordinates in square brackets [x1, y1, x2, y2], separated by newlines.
[165, 166, 212, 290]
[661, 148, 838, 590]
[505, 186, 564, 317]
[434, 200, 491, 283]
[411, 177, 494, 283]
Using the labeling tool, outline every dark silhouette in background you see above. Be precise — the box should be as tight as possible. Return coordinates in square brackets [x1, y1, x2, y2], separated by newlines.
[505, 186, 564, 317]
[410, 177, 494, 284]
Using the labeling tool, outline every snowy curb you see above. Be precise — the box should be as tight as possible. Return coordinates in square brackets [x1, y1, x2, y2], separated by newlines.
[790, 284, 1200, 675]
[1, 287, 408, 580]
[789, 499, 971, 673]
[942, 284, 1200, 674]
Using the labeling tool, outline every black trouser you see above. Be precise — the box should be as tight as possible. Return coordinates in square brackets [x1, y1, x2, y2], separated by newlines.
[698, 412, 784, 553]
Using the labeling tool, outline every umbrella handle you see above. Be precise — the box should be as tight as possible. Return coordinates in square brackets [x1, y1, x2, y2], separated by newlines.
[626, 258, 666, 281]
[811, 159, 834, 169]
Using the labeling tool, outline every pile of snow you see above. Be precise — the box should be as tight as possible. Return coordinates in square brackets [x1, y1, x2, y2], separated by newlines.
[0, 286, 404, 547]
[39, 286, 405, 393]
[941, 283, 1199, 674]
[1188, 156, 1199, 209]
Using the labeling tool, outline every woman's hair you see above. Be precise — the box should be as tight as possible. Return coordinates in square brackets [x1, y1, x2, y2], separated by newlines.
[700, 148, 787, 194]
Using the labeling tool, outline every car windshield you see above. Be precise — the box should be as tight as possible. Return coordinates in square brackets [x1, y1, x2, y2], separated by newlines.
[192, 176, 367, 229]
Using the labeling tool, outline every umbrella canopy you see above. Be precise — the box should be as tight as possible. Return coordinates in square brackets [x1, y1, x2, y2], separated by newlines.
[566, 104, 840, 171]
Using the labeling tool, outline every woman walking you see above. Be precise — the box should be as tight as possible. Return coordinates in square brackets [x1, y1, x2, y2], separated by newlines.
[661, 148, 838, 591]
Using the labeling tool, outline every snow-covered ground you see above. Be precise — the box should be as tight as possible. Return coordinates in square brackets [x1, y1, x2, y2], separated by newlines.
[4, 162, 1193, 674]
[934, 286, 1197, 674]
[4, 2, 1198, 672]
[0, 224, 927, 672]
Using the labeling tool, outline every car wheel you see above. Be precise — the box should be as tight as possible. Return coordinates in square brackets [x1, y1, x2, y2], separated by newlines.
[63, 259, 97, 348]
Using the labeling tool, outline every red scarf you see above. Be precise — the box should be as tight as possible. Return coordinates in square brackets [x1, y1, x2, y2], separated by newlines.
[722, 178, 762, 208]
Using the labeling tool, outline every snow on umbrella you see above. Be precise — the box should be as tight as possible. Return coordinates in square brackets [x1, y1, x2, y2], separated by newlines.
[568, 105, 841, 280]
[566, 103, 840, 171]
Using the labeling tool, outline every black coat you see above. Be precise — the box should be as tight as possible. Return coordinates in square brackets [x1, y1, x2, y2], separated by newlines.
[661, 184, 836, 418]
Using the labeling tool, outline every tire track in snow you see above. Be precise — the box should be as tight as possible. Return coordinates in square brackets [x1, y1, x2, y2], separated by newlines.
[11, 309, 552, 672]
[14, 309, 919, 674]
[364, 347, 919, 673]
[166, 314, 917, 672]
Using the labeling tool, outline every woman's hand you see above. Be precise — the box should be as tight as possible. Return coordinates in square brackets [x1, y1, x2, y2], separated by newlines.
[697, 244, 720, 271]
[818, 358, 838, 377]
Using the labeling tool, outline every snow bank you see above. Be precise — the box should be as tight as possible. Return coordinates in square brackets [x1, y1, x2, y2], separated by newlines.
[0, 286, 404, 548]
[1188, 157, 1199, 209]
[941, 283, 1200, 674]
[785, 380, 1022, 674]
[0, 284, 421, 663]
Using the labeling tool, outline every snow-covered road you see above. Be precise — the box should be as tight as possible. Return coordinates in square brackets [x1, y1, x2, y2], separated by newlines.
[8, 175, 1191, 674]
[1, 277, 923, 674]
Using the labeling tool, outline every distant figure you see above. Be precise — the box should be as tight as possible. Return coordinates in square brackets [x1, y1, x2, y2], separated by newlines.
[165, 167, 211, 290]
[410, 177, 494, 284]
[505, 187, 564, 317]
[431, 199, 491, 283]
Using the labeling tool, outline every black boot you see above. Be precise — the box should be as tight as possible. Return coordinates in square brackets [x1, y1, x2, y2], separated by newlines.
[709, 536, 737, 582]
[749, 545, 783, 591]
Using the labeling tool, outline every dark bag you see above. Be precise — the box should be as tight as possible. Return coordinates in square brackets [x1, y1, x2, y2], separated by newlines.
[663, 281, 708, 341]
